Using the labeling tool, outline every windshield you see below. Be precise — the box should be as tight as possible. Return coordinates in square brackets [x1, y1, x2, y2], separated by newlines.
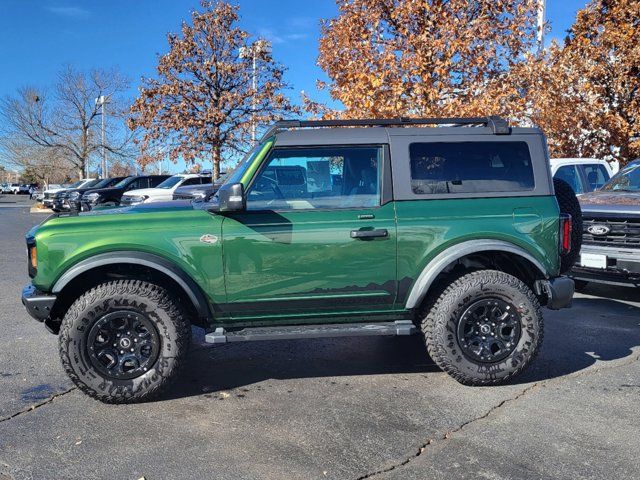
[114, 176, 135, 188]
[601, 162, 640, 192]
[69, 180, 85, 188]
[220, 142, 266, 188]
[156, 175, 184, 189]
[82, 179, 101, 188]
[93, 178, 119, 189]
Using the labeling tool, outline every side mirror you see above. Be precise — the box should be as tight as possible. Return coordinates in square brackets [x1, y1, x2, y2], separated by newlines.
[218, 182, 245, 212]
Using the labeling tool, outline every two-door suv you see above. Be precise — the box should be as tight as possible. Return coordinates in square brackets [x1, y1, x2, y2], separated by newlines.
[22, 117, 577, 403]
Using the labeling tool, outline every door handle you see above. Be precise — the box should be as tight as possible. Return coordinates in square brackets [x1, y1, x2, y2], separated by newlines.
[350, 228, 389, 239]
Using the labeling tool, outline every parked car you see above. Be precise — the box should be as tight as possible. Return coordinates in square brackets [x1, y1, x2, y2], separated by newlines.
[22, 116, 579, 404]
[80, 175, 170, 211]
[550, 158, 614, 195]
[51, 179, 103, 212]
[52, 178, 127, 212]
[121, 173, 212, 206]
[0, 183, 11, 194]
[572, 159, 640, 288]
[42, 181, 93, 208]
[172, 174, 226, 201]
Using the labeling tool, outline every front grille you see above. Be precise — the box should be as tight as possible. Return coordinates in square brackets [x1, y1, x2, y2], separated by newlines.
[583, 215, 640, 248]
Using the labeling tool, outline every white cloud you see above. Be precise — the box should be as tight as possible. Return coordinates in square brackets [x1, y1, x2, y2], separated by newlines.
[46, 6, 91, 19]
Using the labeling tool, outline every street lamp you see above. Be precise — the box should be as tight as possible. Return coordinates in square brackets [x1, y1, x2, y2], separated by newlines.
[95, 95, 110, 178]
[239, 39, 272, 145]
[537, 0, 546, 55]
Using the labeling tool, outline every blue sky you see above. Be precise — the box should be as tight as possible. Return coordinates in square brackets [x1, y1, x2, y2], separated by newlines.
[0, 0, 590, 173]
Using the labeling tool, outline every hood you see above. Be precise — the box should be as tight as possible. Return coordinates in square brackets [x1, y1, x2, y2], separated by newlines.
[83, 186, 124, 196]
[123, 188, 166, 198]
[80, 200, 193, 216]
[579, 190, 640, 215]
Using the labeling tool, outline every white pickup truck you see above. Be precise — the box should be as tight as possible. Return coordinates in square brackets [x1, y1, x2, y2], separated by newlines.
[550, 158, 617, 195]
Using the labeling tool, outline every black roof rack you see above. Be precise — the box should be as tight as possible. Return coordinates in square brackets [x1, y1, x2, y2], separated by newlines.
[261, 115, 510, 140]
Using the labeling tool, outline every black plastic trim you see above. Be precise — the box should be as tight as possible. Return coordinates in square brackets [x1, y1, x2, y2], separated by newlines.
[51, 251, 212, 320]
[22, 284, 57, 322]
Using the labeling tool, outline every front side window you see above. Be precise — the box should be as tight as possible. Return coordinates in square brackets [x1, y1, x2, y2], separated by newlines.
[409, 142, 534, 194]
[247, 146, 382, 210]
[555, 165, 584, 194]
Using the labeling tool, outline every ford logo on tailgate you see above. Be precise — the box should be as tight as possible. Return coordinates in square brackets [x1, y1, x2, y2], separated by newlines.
[587, 225, 610, 235]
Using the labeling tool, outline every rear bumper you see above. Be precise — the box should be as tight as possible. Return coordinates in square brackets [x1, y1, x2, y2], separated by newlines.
[21, 284, 56, 322]
[535, 276, 574, 310]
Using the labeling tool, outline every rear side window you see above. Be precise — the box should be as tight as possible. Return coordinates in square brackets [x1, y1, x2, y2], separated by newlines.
[409, 142, 534, 194]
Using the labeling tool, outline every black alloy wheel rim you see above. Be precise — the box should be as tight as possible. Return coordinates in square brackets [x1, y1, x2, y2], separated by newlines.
[87, 311, 160, 380]
[456, 298, 522, 363]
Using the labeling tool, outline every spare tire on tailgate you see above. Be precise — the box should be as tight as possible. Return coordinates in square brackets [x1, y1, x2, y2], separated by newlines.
[554, 178, 583, 274]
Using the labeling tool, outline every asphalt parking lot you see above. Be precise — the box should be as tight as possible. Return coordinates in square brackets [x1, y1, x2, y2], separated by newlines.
[1, 195, 639, 480]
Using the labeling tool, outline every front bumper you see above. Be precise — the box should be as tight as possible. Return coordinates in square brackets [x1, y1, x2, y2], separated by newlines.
[535, 276, 575, 310]
[52, 198, 70, 211]
[571, 244, 640, 287]
[22, 284, 57, 322]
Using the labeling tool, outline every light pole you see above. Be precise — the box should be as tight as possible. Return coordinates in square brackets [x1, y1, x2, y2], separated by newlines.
[537, 0, 546, 55]
[239, 40, 272, 145]
[95, 95, 110, 177]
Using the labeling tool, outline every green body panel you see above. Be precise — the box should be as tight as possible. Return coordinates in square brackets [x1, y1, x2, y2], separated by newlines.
[394, 196, 560, 304]
[220, 202, 397, 322]
[32, 205, 226, 310]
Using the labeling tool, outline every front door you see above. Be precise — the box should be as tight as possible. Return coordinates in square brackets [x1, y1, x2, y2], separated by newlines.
[221, 144, 397, 322]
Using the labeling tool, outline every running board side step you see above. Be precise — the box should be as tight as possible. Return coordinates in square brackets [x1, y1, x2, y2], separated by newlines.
[205, 320, 416, 344]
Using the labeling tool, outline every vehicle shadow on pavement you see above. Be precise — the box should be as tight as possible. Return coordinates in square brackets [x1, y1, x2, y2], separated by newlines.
[515, 285, 640, 384]
[164, 334, 440, 400]
[163, 285, 640, 400]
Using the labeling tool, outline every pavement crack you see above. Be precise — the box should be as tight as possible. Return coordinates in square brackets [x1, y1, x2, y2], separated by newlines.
[356, 351, 640, 479]
[355, 382, 540, 480]
[0, 388, 76, 424]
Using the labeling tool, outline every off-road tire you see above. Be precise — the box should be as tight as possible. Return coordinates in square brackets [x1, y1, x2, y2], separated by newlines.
[422, 270, 543, 386]
[554, 178, 583, 274]
[59, 280, 190, 403]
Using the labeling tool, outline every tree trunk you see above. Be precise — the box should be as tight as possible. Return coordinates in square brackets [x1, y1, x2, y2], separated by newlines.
[212, 144, 221, 181]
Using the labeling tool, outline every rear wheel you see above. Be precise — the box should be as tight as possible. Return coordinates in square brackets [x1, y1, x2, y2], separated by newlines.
[59, 280, 190, 403]
[422, 270, 543, 386]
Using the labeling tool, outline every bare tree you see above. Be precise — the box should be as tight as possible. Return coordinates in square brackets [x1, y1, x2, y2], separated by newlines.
[0, 66, 135, 179]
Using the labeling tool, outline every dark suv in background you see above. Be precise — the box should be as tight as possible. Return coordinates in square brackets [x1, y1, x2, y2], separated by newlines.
[81, 175, 170, 211]
[52, 177, 127, 212]
[573, 159, 640, 287]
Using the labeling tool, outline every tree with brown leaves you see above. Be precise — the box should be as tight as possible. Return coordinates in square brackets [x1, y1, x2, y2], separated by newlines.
[0, 66, 134, 179]
[529, 0, 640, 165]
[129, 1, 297, 180]
[307, 0, 540, 119]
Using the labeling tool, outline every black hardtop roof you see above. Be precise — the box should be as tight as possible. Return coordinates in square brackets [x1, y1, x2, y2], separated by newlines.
[265, 116, 542, 146]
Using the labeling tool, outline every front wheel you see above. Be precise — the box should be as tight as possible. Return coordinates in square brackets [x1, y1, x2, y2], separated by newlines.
[59, 280, 191, 403]
[421, 270, 543, 386]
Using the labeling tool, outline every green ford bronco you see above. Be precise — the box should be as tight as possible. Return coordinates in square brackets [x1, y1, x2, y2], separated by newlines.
[22, 116, 579, 403]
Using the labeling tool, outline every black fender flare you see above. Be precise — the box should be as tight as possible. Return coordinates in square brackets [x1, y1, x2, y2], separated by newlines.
[405, 239, 549, 309]
[52, 251, 212, 320]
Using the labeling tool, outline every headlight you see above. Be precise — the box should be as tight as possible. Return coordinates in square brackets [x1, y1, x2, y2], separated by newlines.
[68, 191, 81, 200]
[84, 192, 101, 203]
[122, 195, 147, 205]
